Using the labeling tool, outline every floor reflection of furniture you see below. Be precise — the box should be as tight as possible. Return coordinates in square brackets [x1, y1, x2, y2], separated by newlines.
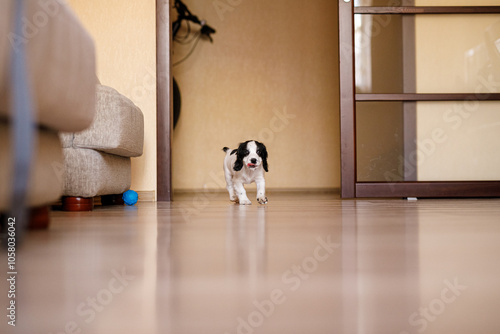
[60, 85, 144, 211]
[0, 0, 97, 227]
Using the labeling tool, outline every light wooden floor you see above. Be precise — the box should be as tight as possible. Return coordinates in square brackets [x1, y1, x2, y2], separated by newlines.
[2, 192, 500, 334]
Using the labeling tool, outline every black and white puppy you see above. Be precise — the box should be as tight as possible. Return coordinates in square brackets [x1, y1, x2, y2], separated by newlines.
[222, 140, 268, 205]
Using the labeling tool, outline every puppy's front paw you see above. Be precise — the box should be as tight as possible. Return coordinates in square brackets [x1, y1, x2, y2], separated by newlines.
[239, 199, 252, 205]
[257, 197, 268, 205]
[230, 195, 238, 202]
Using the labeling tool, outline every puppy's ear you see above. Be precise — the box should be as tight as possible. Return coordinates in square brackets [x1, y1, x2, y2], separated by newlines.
[233, 142, 248, 171]
[233, 158, 243, 171]
[256, 141, 269, 172]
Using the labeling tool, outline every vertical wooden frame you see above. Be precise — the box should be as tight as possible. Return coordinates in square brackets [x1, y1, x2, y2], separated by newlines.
[339, 0, 356, 198]
[402, 2, 417, 181]
[156, 0, 173, 201]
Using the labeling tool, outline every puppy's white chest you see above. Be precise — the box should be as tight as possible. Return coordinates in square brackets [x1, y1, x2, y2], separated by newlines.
[235, 169, 258, 184]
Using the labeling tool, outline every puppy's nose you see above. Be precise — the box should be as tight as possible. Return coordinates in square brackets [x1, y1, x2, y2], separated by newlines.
[250, 158, 257, 164]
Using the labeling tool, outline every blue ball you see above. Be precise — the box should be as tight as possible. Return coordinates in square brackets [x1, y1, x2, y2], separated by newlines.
[123, 190, 138, 206]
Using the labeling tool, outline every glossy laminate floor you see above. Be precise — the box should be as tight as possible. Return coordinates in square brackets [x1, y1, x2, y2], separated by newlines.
[2, 192, 500, 334]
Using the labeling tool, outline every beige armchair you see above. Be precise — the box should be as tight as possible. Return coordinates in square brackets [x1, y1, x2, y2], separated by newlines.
[60, 85, 144, 211]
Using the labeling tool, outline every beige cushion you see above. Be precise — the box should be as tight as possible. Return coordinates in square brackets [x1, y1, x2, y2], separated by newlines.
[0, 122, 63, 211]
[61, 85, 144, 157]
[62, 147, 131, 198]
[0, 0, 97, 132]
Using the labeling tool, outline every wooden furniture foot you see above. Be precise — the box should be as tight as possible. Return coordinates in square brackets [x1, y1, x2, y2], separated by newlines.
[62, 196, 94, 211]
[29, 206, 50, 229]
[101, 194, 124, 206]
[0, 206, 51, 231]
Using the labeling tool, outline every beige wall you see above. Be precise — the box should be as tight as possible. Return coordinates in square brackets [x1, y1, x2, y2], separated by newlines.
[66, 0, 157, 194]
[416, 0, 500, 4]
[67, 0, 340, 194]
[172, 0, 340, 191]
[355, 14, 404, 182]
[415, 11, 500, 180]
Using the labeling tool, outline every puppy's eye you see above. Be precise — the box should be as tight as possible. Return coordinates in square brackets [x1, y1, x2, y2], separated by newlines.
[256, 150, 261, 155]
[243, 150, 249, 155]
